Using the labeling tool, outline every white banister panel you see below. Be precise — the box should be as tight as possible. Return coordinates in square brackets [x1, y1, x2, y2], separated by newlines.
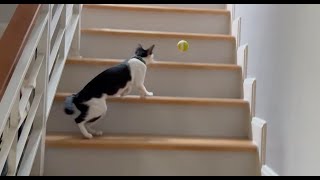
[50, 4, 57, 17]
[0, 11, 48, 174]
[17, 59, 46, 165]
[19, 55, 44, 121]
[0, 4, 81, 176]
[49, 29, 65, 75]
[0, 12, 48, 136]
[50, 4, 64, 40]
[6, 97, 19, 176]
[0, 11, 48, 148]
[17, 128, 43, 176]
[66, 5, 74, 26]
[69, 5, 82, 58]
[46, 5, 81, 118]
[65, 14, 80, 57]
[16, 93, 43, 172]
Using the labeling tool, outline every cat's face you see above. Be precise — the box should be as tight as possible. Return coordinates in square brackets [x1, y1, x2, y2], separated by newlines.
[135, 44, 155, 64]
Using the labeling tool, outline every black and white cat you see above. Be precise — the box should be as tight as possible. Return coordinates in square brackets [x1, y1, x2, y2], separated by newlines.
[64, 44, 155, 139]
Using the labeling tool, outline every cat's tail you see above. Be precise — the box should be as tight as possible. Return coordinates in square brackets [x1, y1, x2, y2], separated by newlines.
[64, 94, 76, 115]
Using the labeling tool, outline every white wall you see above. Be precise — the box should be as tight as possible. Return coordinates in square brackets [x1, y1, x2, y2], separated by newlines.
[0, 4, 17, 23]
[235, 4, 320, 175]
[0, 4, 17, 38]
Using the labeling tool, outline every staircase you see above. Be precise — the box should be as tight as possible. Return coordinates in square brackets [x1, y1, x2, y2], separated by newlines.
[44, 4, 261, 176]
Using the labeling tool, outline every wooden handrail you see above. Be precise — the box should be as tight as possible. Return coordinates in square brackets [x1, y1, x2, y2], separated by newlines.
[0, 4, 41, 101]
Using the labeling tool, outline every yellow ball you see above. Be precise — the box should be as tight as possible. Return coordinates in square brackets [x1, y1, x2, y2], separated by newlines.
[177, 40, 189, 52]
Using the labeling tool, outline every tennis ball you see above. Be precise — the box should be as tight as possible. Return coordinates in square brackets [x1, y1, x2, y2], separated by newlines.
[177, 40, 189, 52]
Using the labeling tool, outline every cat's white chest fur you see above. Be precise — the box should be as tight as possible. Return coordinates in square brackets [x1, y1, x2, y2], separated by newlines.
[126, 58, 153, 97]
[127, 58, 153, 97]
[111, 58, 149, 97]
[113, 58, 150, 97]
[128, 58, 147, 87]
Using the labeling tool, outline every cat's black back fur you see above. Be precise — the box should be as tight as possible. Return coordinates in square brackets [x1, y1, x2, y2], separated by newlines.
[64, 60, 132, 115]
[76, 61, 132, 102]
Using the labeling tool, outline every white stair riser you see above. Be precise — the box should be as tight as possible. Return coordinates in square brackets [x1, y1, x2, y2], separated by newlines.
[125, 4, 227, 9]
[82, 8, 230, 34]
[81, 33, 236, 64]
[47, 101, 250, 138]
[44, 148, 259, 176]
[58, 64, 243, 98]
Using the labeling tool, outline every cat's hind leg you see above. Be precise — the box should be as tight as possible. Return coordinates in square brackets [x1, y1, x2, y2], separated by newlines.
[86, 116, 104, 136]
[75, 112, 93, 139]
[74, 104, 93, 139]
[78, 122, 93, 139]
[138, 84, 153, 97]
[82, 97, 107, 137]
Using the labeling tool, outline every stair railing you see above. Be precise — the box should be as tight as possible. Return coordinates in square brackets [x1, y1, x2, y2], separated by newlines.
[0, 4, 81, 176]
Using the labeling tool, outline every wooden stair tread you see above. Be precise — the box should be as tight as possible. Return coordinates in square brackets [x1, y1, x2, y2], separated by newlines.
[46, 133, 257, 152]
[67, 57, 241, 71]
[82, 28, 235, 40]
[83, 4, 230, 15]
[55, 92, 248, 107]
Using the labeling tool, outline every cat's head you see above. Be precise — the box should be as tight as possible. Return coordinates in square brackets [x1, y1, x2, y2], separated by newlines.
[135, 44, 155, 64]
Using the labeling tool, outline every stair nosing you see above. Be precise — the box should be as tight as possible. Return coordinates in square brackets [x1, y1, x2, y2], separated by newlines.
[83, 4, 230, 16]
[67, 57, 241, 71]
[82, 28, 235, 41]
[55, 92, 248, 107]
[46, 133, 257, 152]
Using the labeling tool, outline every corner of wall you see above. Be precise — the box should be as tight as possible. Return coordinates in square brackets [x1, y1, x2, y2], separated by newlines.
[229, 4, 269, 176]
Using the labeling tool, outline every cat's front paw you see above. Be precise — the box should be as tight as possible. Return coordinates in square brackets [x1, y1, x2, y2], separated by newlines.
[146, 92, 153, 96]
[140, 92, 153, 98]
[83, 133, 93, 139]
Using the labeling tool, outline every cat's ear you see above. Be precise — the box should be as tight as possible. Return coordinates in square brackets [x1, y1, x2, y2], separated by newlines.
[147, 44, 155, 55]
[137, 44, 143, 49]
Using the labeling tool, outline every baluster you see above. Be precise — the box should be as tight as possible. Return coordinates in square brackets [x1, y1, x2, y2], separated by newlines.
[69, 4, 82, 58]
[7, 96, 20, 176]
[29, 4, 50, 176]
[0, 120, 10, 176]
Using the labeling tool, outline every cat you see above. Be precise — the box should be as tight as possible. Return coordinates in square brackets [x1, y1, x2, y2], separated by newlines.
[64, 44, 155, 139]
